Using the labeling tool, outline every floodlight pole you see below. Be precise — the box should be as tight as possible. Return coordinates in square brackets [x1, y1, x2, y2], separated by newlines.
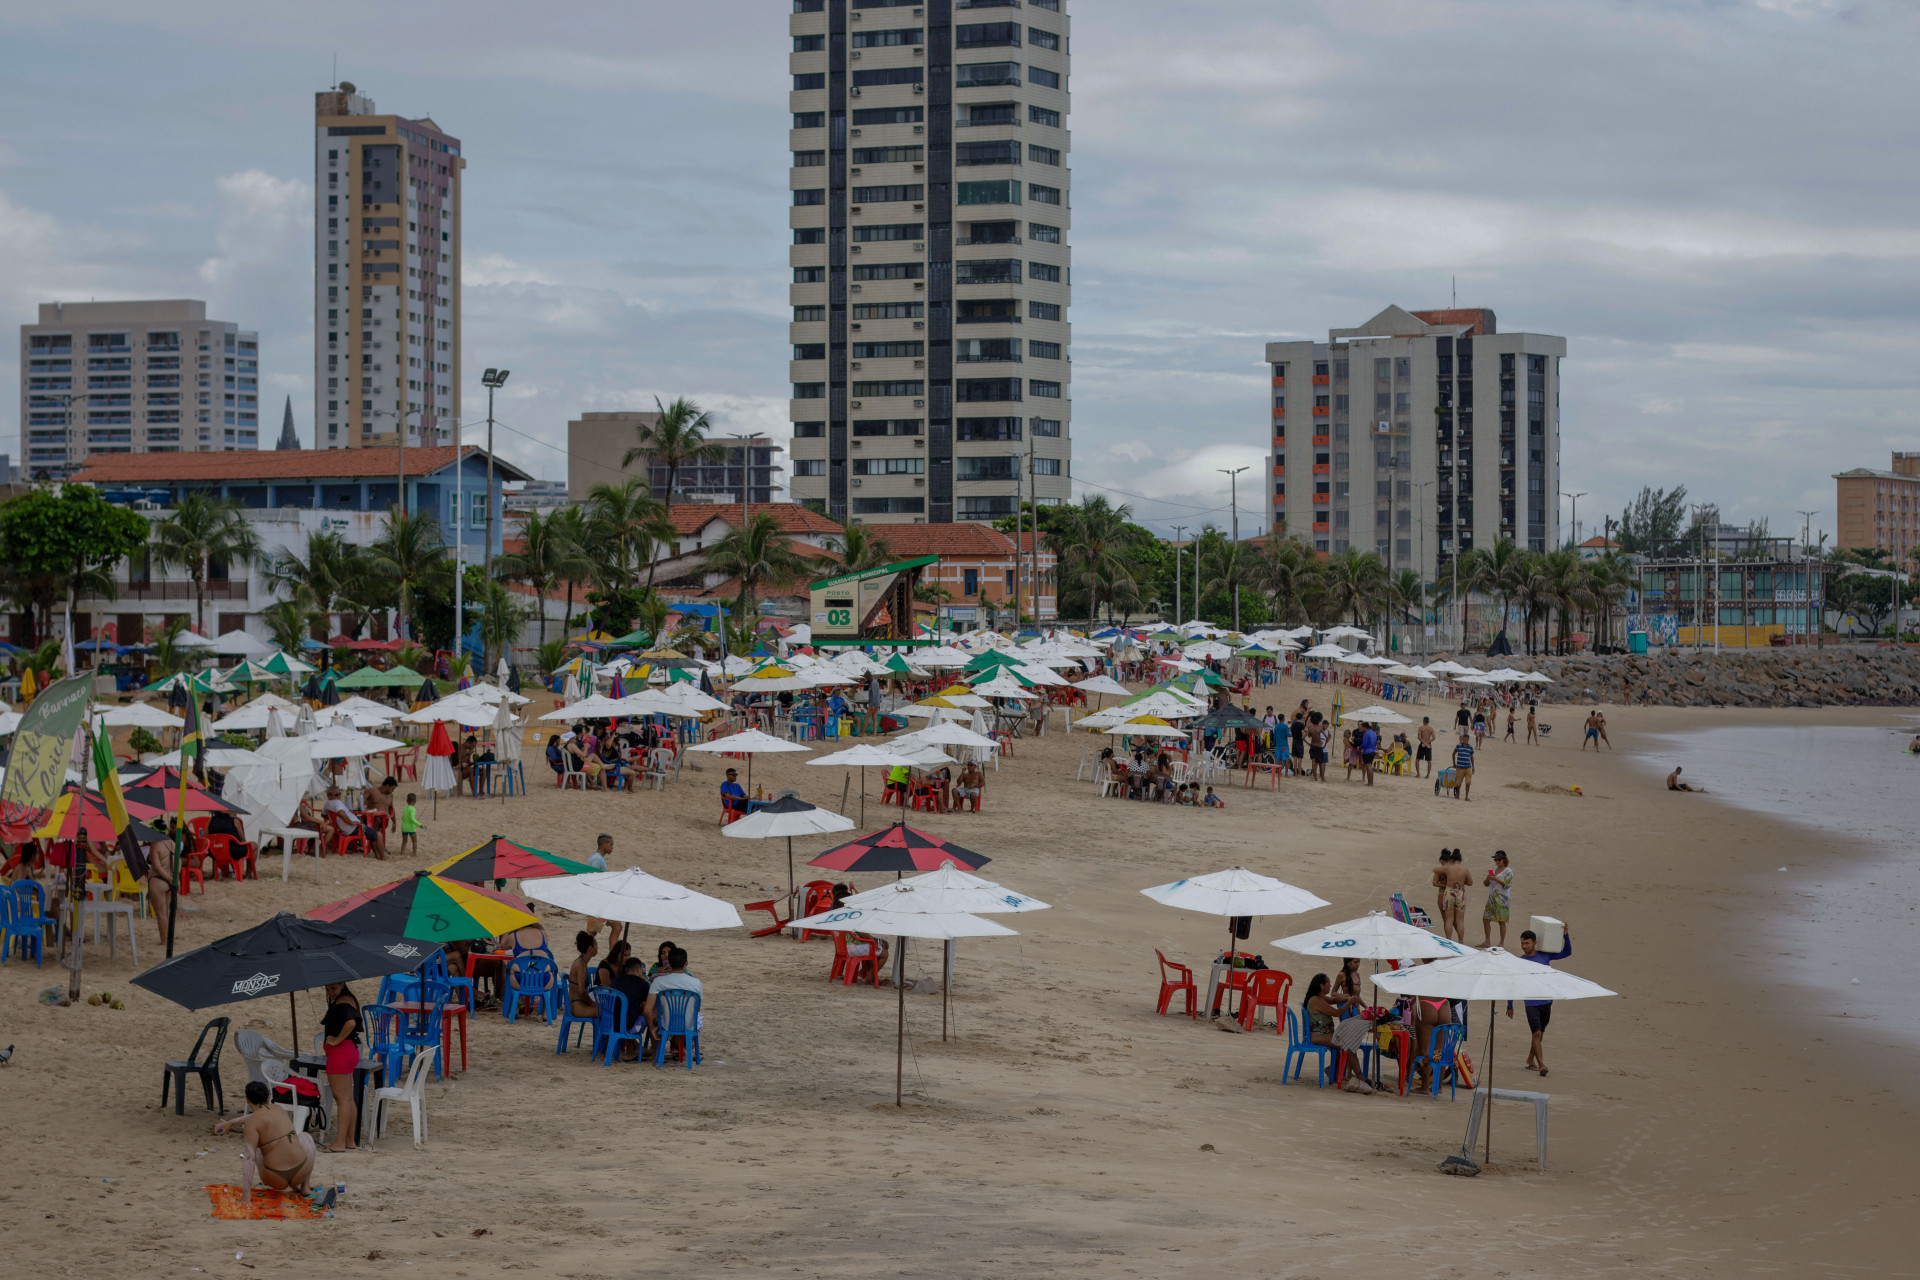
[1170, 525, 1188, 626]
[1218, 466, 1248, 631]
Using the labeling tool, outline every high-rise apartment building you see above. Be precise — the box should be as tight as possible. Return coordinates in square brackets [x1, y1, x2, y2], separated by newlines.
[786, 0, 1073, 525]
[1835, 452, 1920, 574]
[1266, 306, 1565, 581]
[313, 82, 462, 452]
[20, 299, 258, 478]
[566, 411, 784, 506]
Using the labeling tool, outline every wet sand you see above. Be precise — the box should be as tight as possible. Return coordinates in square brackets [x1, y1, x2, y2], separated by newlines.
[1, 683, 1914, 1278]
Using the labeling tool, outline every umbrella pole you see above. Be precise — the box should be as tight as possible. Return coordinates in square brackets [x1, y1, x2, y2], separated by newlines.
[896, 934, 907, 1107]
[291, 991, 299, 1047]
[786, 836, 795, 932]
[942, 938, 952, 1042]
[1485, 1001, 1496, 1166]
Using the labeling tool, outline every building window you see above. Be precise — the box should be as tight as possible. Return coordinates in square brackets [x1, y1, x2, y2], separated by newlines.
[1032, 457, 1062, 476]
[793, 150, 826, 167]
[853, 419, 923, 436]
[958, 456, 1018, 481]
[964, 568, 980, 596]
[852, 497, 925, 515]
[956, 379, 1022, 403]
[1029, 417, 1061, 437]
[958, 102, 1019, 127]
[957, 180, 1021, 206]
[957, 140, 1022, 166]
[851, 146, 924, 165]
[852, 261, 924, 280]
[793, 266, 825, 283]
[793, 459, 826, 477]
[957, 21, 1021, 47]
[794, 383, 826, 398]
[851, 184, 924, 204]
[1027, 184, 1061, 205]
[852, 226, 924, 247]
[1028, 66, 1061, 89]
[1028, 301, 1061, 321]
[852, 67, 924, 87]
[1028, 145, 1061, 165]
[853, 456, 925, 475]
[958, 496, 1018, 519]
[851, 341, 924, 358]
[851, 380, 924, 397]
[852, 106, 924, 125]
[956, 259, 1021, 284]
[794, 34, 825, 50]
[794, 421, 826, 438]
[852, 302, 924, 319]
[1028, 261, 1061, 282]
[958, 417, 1022, 441]
[1028, 380, 1062, 398]
[793, 73, 826, 91]
[957, 337, 1021, 363]
[851, 27, 922, 47]
[793, 189, 825, 206]
[1028, 104, 1061, 127]
[957, 62, 1022, 87]
[1028, 340, 1061, 359]
[794, 344, 827, 360]
[793, 111, 826, 128]
[794, 305, 827, 322]
[1028, 222, 1061, 244]
[1028, 27, 1060, 50]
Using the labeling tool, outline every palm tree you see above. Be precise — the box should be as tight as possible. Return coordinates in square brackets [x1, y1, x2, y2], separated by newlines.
[547, 505, 595, 637]
[1322, 547, 1389, 628]
[494, 508, 591, 648]
[475, 580, 528, 667]
[535, 637, 571, 681]
[267, 530, 369, 641]
[623, 396, 727, 507]
[1386, 568, 1425, 648]
[1252, 534, 1324, 625]
[1200, 537, 1257, 632]
[1583, 553, 1636, 651]
[1538, 549, 1589, 654]
[703, 510, 810, 619]
[150, 616, 192, 677]
[1045, 495, 1137, 624]
[585, 479, 675, 590]
[632, 592, 671, 648]
[828, 522, 897, 573]
[262, 599, 309, 655]
[366, 508, 451, 645]
[148, 492, 261, 635]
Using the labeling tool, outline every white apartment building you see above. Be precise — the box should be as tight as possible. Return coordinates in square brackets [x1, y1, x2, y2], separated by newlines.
[786, 0, 1073, 525]
[19, 299, 257, 478]
[1266, 306, 1565, 582]
[313, 82, 462, 452]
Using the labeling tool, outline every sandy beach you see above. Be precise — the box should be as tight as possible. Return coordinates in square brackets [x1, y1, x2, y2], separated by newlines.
[3, 678, 1916, 1279]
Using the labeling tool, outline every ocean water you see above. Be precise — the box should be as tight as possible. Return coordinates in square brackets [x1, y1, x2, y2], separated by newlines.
[1630, 718, 1920, 1047]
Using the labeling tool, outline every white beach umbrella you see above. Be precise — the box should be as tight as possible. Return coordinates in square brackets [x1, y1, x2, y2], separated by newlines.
[1143, 867, 1330, 1018]
[1321, 625, 1373, 642]
[311, 705, 402, 730]
[1454, 674, 1497, 687]
[523, 866, 743, 931]
[1344, 704, 1414, 725]
[1371, 944, 1615, 1167]
[1302, 644, 1348, 659]
[402, 694, 497, 727]
[805, 666, 859, 687]
[809, 743, 918, 826]
[1518, 671, 1553, 684]
[893, 722, 999, 751]
[1426, 660, 1474, 675]
[970, 674, 1035, 700]
[1104, 715, 1189, 740]
[94, 702, 184, 729]
[721, 794, 857, 905]
[684, 727, 809, 793]
[212, 629, 274, 657]
[538, 694, 627, 722]
[1072, 675, 1130, 697]
[302, 724, 405, 759]
[154, 745, 263, 770]
[330, 695, 403, 722]
[173, 630, 218, 650]
[1380, 664, 1424, 679]
[1183, 641, 1235, 661]
[1273, 911, 1470, 962]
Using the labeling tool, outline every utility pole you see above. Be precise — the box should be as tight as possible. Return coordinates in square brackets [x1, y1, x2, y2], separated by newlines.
[1170, 524, 1188, 626]
[1560, 489, 1587, 551]
[480, 368, 510, 586]
[1797, 509, 1817, 646]
[1218, 466, 1247, 631]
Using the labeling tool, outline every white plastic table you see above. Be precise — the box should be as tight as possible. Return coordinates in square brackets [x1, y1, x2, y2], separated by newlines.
[1464, 1086, 1551, 1172]
[259, 826, 322, 881]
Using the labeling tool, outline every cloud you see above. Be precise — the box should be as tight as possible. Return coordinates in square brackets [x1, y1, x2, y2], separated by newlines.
[196, 170, 308, 286]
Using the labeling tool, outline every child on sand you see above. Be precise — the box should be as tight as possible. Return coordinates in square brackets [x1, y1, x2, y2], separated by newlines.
[399, 793, 420, 857]
[1203, 787, 1224, 808]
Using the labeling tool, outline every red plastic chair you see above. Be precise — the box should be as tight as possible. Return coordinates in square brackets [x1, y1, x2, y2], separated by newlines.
[954, 787, 983, 813]
[1209, 952, 1261, 1015]
[1236, 969, 1294, 1033]
[829, 932, 882, 987]
[743, 894, 793, 938]
[334, 824, 371, 859]
[1155, 950, 1198, 1019]
[719, 801, 745, 827]
[795, 881, 840, 943]
[204, 835, 243, 883]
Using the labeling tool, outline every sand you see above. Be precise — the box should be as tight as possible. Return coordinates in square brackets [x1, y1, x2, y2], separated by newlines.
[2, 678, 1915, 1279]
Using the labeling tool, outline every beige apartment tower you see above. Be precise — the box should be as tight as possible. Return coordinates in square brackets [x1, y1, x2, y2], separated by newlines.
[1266, 306, 1565, 584]
[566, 411, 783, 505]
[1835, 452, 1920, 574]
[313, 83, 462, 452]
[786, 0, 1073, 524]
[21, 299, 258, 479]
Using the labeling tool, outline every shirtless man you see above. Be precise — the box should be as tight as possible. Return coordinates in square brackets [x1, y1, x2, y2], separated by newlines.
[1582, 710, 1604, 752]
[954, 760, 985, 812]
[362, 776, 398, 854]
[214, 1080, 317, 1198]
[1666, 767, 1703, 793]
[1415, 717, 1436, 779]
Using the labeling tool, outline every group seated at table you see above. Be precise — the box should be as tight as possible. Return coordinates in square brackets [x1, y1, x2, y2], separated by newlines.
[567, 930, 705, 1061]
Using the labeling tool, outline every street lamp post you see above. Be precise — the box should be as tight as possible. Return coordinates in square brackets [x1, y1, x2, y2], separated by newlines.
[1217, 466, 1248, 631]
[1560, 489, 1587, 551]
[1169, 524, 1188, 626]
[1412, 479, 1435, 652]
[1796, 509, 1817, 645]
[480, 369, 510, 586]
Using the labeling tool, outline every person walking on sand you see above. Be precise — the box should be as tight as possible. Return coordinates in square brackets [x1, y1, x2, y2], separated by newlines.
[1415, 717, 1435, 778]
[1504, 706, 1517, 743]
[1432, 848, 1472, 943]
[1525, 702, 1539, 746]
[1582, 709, 1603, 752]
[1451, 733, 1476, 801]
[1508, 925, 1574, 1075]
[1480, 851, 1513, 948]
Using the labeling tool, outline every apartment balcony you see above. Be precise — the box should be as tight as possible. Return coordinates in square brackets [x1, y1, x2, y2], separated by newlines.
[1312, 493, 1330, 505]
[1274, 494, 1285, 505]
[1272, 407, 1284, 418]
[1312, 406, 1329, 417]
[1312, 374, 1330, 385]
[1272, 464, 1285, 476]
[122, 580, 248, 602]
[1313, 521, 1330, 533]
[1312, 464, 1329, 476]
[1272, 436, 1285, 448]
[1272, 376, 1285, 388]
[1312, 435, 1329, 447]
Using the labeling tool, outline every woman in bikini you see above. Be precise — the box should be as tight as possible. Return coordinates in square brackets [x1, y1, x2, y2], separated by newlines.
[1330, 956, 1366, 1005]
[215, 1080, 317, 1197]
[1303, 974, 1374, 1094]
[1432, 848, 1471, 942]
[567, 930, 601, 1020]
[318, 982, 363, 1153]
[1408, 977, 1458, 1093]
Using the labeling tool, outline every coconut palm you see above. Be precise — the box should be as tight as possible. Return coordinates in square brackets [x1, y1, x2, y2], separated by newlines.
[148, 491, 262, 636]
[1385, 568, 1425, 649]
[1045, 495, 1137, 624]
[1253, 535, 1325, 625]
[474, 580, 528, 667]
[632, 592, 671, 648]
[703, 510, 810, 618]
[1583, 553, 1636, 651]
[1322, 547, 1389, 627]
[261, 599, 309, 655]
[828, 522, 897, 574]
[585, 479, 675, 590]
[494, 508, 591, 648]
[366, 508, 451, 645]
[266, 530, 370, 639]
[1200, 537, 1258, 632]
[547, 505, 595, 637]
[623, 396, 728, 507]
[1537, 549, 1590, 654]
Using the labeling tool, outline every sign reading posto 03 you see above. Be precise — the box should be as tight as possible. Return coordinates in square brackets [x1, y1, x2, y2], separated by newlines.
[826, 608, 852, 627]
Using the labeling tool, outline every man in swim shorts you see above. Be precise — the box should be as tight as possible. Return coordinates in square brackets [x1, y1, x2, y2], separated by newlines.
[1415, 717, 1435, 778]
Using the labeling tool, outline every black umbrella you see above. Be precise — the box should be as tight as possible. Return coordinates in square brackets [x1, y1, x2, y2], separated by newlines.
[1198, 705, 1265, 733]
[417, 678, 439, 703]
[302, 673, 322, 701]
[320, 677, 340, 707]
[130, 911, 432, 1044]
[507, 665, 522, 694]
[166, 682, 189, 711]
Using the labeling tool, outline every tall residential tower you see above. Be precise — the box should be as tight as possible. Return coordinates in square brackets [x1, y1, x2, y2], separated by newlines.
[786, 0, 1073, 525]
[313, 83, 462, 452]
[20, 299, 258, 478]
[1266, 307, 1564, 582]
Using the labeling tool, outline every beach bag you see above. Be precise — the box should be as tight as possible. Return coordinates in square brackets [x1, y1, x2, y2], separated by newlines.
[1452, 1046, 1477, 1089]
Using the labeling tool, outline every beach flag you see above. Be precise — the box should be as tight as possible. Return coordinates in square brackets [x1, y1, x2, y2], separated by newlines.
[90, 723, 146, 871]
[21, 667, 36, 703]
[176, 689, 206, 827]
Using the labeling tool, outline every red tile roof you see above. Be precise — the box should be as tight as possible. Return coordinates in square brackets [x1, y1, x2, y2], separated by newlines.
[73, 445, 532, 485]
[1409, 308, 1497, 336]
[865, 523, 1017, 558]
[662, 503, 844, 537]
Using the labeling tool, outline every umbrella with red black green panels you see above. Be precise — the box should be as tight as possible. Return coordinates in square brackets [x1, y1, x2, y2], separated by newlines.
[425, 836, 597, 883]
[806, 821, 990, 875]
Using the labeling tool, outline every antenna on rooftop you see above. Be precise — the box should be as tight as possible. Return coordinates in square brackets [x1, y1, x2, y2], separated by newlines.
[1452, 275, 1456, 309]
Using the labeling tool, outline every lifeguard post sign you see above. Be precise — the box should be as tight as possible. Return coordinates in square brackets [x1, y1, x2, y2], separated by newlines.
[808, 555, 938, 648]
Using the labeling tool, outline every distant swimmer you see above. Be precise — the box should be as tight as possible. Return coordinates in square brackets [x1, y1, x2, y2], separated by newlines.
[1909, 735, 1920, 755]
[1666, 767, 1704, 793]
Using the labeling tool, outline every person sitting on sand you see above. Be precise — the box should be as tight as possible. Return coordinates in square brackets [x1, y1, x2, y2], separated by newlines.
[1666, 767, 1703, 792]
[1909, 735, 1920, 755]
[568, 931, 601, 1020]
[215, 1080, 317, 1197]
[1303, 974, 1374, 1094]
[1175, 783, 1198, 807]
[1203, 786, 1224, 808]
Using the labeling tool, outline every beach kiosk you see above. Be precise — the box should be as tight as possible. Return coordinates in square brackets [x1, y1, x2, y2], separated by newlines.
[808, 555, 939, 649]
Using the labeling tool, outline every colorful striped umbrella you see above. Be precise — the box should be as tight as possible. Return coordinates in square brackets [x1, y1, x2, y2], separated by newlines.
[426, 836, 597, 883]
[806, 821, 991, 875]
[307, 870, 538, 942]
[33, 785, 166, 843]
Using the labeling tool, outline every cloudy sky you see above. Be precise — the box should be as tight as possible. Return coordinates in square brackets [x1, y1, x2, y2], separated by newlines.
[3, 0, 1915, 543]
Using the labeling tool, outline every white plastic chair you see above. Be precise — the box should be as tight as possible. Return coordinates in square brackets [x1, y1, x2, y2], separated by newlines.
[1073, 744, 1090, 782]
[369, 1046, 432, 1148]
[259, 1059, 316, 1135]
[644, 747, 677, 790]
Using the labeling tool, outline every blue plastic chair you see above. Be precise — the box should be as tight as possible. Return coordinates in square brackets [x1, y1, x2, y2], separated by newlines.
[395, 978, 448, 1080]
[652, 989, 701, 1069]
[362, 1003, 407, 1088]
[597, 989, 647, 1066]
[0, 892, 41, 966]
[1282, 1007, 1337, 1088]
[504, 954, 559, 1025]
[11, 880, 53, 949]
[420, 948, 472, 1013]
[377, 972, 422, 1009]
[556, 982, 607, 1055]
[1412, 1023, 1467, 1099]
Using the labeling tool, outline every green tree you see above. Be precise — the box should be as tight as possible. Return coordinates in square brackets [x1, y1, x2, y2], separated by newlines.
[0, 485, 152, 642]
[261, 599, 310, 655]
[1321, 547, 1389, 626]
[148, 491, 263, 637]
[494, 508, 591, 647]
[585, 479, 675, 590]
[535, 637, 571, 680]
[475, 580, 528, 665]
[632, 593, 671, 647]
[266, 530, 370, 641]
[1616, 485, 1690, 557]
[827, 521, 897, 573]
[366, 508, 451, 646]
[1252, 535, 1325, 625]
[704, 510, 809, 619]
[1537, 549, 1590, 653]
[623, 396, 727, 507]
[1199, 534, 1258, 632]
[585, 585, 649, 636]
[1045, 495, 1138, 623]
[547, 505, 596, 637]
